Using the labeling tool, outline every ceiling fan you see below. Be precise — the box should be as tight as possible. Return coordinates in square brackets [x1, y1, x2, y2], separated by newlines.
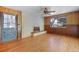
[43, 7, 56, 15]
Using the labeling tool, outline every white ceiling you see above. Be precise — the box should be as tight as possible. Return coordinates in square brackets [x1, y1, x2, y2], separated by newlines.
[6, 6, 79, 15]
[49, 6, 79, 14]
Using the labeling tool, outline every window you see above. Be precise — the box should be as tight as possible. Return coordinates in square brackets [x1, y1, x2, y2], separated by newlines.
[50, 16, 66, 28]
[3, 14, 16, 28]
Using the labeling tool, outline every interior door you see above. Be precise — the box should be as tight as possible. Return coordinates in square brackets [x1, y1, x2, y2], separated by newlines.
[2, 14, 17, 42]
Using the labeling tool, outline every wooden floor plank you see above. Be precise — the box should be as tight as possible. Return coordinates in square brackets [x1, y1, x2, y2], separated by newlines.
[0, 34, 79, 52]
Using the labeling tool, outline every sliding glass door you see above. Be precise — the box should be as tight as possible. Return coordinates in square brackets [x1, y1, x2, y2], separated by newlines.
[0, 14, 2, 43]
[2, 14, 17, 42]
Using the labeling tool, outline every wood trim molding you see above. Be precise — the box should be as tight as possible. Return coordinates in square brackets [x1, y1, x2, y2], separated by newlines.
[0, 6, 21, 15]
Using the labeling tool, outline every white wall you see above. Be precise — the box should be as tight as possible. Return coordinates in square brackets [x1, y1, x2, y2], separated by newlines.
[22, 10, 44, 38]
[32, 13, 44, 31]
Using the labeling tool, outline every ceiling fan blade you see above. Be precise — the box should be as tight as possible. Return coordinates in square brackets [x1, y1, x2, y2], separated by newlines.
[47, 11, 56, 13]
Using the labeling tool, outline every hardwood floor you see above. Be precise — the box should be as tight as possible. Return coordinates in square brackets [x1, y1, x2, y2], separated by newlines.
[0, 34, 79, 52]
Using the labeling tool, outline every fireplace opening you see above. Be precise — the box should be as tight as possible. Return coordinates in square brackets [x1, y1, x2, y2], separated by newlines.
[33, 26, 40, 33]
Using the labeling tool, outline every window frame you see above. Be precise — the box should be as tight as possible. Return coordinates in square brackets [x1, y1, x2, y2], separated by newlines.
[3, 14, 16, 28]
[50, 16, 67, 28]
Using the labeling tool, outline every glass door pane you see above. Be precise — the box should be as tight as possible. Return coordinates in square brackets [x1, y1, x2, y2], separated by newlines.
[2, 14, 17, 42]
[0, 14, 2, 42]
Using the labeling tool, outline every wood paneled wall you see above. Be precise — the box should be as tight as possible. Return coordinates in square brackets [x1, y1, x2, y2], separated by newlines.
[0, 6, 22, 40]
[44, 11, 79, 37]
